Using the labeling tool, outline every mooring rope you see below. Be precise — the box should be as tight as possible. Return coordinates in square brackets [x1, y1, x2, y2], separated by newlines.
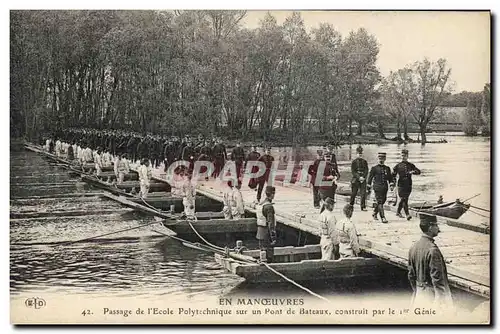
[260, 261, 331, 303]
[185, 216, 331, 303]
[187, 218, 225, 252]
[466, 208, 490, 220]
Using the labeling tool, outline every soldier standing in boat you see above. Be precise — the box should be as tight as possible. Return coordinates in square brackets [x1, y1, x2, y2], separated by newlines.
[349, 145, 369, 211]
[408, 213, 453, 310]
[138, 158, 152, 198]
[367, 152, 395, 223]
[393, 149, 421, 220]
[114, 154, 127, 184]
[231, 182, 245, 219]
[256, 186, 277, 262]
[319, 197, 338, 260]
[222, 181, 234, 219]
[182, 172, 196, 219]
[335, 204, 360, 258]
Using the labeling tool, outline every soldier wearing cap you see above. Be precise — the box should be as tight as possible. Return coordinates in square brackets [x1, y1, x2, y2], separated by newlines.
[245, 145, 261, 190]
[231, 141, 246, 187]
[212, 138, 227, 178]
[319, 197, 338, 260]
[408, 214, 453, 309]
[308, 149, 326, 209]
[255, 186, 277, 262]
[393, 148, 421, 220]
[350, 145, 369, 211]
[367, 152, 394, 223]
[255, 146, 275, 203]
[335, 204, 360, 258]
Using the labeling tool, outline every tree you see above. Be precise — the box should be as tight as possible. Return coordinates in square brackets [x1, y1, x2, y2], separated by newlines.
[410, 58, 453, 144]
[339, 28, 381, 137]
[480, 83, 491, 136]
[380, 68, 417, 141]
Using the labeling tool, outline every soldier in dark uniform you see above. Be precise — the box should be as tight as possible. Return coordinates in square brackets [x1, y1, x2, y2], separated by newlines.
[393, 149, 421, 220]
[212, 139, 227, 178]
[245, 146, 261, 190]
[163, 139, 172, 172]
[127, 135, 138, 162]
[367, 152, 394, 223]
[137, 137, 150, 162]
[231, 141, 245, 187]
[308, 150, 325, 209]
[256, 147, 274, 203]
[201, 140, 212, 157]
[182, 139, 195, 173]
[324, 145, 340, 202]
[350, 145, 369, 211]
[408, 213, 453, 308]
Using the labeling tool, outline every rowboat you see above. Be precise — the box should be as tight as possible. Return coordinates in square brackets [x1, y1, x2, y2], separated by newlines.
[214, 244, 392, 283]
[409, 200, 470, 220]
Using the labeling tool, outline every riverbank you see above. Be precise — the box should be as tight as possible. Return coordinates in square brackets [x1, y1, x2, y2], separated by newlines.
[224, 134, 449, 148]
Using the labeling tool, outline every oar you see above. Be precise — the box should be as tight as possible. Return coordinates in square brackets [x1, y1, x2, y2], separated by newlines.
[461, 193, 481, 203]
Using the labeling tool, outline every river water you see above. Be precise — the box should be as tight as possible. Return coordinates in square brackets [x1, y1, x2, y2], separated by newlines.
[9, 135, 490, 320]
[271, 133, 490, 221]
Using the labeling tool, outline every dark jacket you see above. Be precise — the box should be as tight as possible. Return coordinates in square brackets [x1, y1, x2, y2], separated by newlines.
[367, 164, 394, 191]
[408, 235, 451, 301]
[351, 157, 369, 181]
[393, 161, 421, 187]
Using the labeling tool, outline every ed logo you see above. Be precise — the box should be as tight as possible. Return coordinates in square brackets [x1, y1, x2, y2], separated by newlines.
[25, 297, 46, 309]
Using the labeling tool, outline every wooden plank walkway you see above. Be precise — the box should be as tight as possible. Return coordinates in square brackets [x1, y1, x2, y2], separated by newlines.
[147, 168, 490, 298]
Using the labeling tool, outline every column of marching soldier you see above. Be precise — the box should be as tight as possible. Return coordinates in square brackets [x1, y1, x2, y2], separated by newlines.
[41, 129, 421, 224]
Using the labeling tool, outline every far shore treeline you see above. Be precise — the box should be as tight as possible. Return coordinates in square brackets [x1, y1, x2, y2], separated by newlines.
[10, 10, 491, 145]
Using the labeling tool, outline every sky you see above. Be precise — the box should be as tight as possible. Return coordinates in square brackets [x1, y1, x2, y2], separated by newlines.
[242, 11, 490, 93]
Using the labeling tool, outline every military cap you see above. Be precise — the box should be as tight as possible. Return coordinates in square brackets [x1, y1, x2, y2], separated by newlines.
[419, 213, 437, 224]
[356, 145, 363, 153]
[401, 149, 409, 155]
[378, 152, 386, 157]
[324, 197, 335, 205]
[265, 186, 276, 193]
[343, 203, 354, 215]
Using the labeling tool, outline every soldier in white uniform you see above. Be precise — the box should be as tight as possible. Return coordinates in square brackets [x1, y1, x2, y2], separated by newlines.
[231, 183, 245, 219]
[319, 197, 337, 260]
[335, 204, 360, 258]
[137, 159, 152, 198]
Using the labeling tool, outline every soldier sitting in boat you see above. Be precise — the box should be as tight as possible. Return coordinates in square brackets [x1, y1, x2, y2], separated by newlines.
[335, 204, 360, 258]
[256, 186, 277, 262]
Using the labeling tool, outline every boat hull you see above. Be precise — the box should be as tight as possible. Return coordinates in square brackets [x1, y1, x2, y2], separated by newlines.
[215, 253, 391, 284]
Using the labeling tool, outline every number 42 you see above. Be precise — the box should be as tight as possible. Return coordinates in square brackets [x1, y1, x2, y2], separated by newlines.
[82, 309, 92, 316]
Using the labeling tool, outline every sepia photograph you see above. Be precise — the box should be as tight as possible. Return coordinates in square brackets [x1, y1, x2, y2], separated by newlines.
[9, 8, 491, 325]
